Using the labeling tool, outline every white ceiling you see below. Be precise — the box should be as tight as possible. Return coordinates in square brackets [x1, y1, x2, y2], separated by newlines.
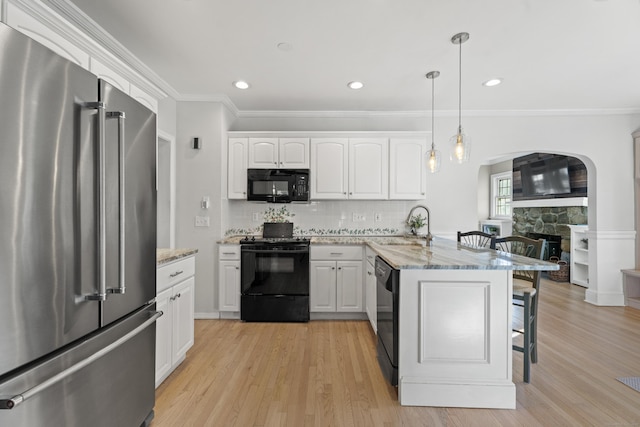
[65, 0, 640, 113]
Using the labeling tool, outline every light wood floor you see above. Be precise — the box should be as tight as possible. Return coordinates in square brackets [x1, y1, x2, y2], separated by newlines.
[153, 279, 640, 426]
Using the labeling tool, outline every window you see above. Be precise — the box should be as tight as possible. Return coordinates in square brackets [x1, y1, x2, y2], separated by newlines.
[491, 172, 512, 218]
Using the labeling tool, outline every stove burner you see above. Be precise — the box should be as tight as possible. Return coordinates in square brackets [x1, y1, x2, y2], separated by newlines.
[240, 236, 309, 245]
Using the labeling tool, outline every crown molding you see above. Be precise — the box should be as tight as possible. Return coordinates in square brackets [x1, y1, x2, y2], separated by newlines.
[233, 108, 640, 120]
[15, 1, 640, 120]
[176, 93, 240, 118]
[38, 0, 175, 99]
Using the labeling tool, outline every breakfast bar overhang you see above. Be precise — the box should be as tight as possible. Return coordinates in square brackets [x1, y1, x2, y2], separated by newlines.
[368, 238, 559, 409]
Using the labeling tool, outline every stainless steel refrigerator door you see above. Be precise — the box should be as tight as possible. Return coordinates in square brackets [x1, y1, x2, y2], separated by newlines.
[0, 22, 100, 377]
[0, 304, 159, 427]
[99, 80, 157, 326]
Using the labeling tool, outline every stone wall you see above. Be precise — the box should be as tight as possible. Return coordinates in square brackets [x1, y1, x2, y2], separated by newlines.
[513, 206, 588, 253]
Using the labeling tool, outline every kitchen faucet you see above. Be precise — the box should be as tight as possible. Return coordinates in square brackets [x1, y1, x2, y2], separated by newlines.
[406, 205, 433, 245]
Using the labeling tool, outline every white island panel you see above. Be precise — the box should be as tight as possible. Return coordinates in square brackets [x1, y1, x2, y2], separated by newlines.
[399, 268, 515, 409]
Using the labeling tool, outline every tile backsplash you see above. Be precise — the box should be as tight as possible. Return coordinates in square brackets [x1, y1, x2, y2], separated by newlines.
[225, 200, 420, 236]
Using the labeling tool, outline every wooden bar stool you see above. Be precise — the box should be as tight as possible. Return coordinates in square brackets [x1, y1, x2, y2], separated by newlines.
[494, 235, 544, 383]
[457, 231, 496, 249]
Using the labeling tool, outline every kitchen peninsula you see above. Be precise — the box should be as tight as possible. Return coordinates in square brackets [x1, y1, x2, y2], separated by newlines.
[367, 238, 557, 409]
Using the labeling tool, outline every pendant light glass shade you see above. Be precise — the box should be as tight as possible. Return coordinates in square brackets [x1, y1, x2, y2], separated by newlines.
[425, 71, 441, 173]
[450, 127, 470, 163]
[450, 32, 470, 164]
[427, 147, 441, 173]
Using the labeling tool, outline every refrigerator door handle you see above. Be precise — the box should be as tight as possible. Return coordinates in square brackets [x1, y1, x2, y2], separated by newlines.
[106, 111, 127, 295]
[84, 101, 108, 301]
[0, 310, 162, 410]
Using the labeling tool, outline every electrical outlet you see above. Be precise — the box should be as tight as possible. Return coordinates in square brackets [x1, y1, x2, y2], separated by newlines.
[252, 212, 260, 221]
[194, 216, 210, 227]
[352, 213, 366, 222]
[374, 213, 382, 222]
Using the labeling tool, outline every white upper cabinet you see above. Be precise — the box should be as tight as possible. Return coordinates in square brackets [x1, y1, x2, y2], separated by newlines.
[311, 138, 388, 200]
[228, 138, 248, 199]
[7, 3, 161, 114]
[6, 3, 90, 68]
[248, 137, 309, 168]
[130, 83, 159, 113]
[279, 138, 310, 168]
[389, 138, 427, 200]
[310, 138, 349, 199]
[231, 132, 426, 201]
[248, 138, 278, 168]
[90, 58, 130, 93]
[349, 138, 388, 200]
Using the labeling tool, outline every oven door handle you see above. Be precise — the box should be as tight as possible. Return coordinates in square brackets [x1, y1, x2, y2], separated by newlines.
[241, 248, 309, 254]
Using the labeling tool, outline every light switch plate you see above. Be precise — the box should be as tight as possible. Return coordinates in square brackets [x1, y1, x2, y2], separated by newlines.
[195, 216, 210, 227]
[352, 213, 366, 222]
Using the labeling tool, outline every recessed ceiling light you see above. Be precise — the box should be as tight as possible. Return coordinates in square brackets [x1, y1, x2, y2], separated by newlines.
[277, 42, 293, 52]
[483, 78, 502, 87]
[347, 81, 364, 90]
[233, 81, 250, 90]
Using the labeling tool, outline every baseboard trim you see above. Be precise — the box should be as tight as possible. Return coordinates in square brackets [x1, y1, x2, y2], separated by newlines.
[195, 312, 220, 320]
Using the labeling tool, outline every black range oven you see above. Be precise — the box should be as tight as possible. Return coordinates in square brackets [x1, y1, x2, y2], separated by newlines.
[240, 223, 310, 322]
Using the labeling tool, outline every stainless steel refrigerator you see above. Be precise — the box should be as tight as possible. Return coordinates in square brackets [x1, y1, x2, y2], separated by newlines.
[0, 21, 159, 427]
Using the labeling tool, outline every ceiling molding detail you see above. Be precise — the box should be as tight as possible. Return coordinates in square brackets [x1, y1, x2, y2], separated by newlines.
[14, 1, 640, 120]
[177, 93, 240, 118]
[37, 0, 175, 99]
[235, 108, 640, 120]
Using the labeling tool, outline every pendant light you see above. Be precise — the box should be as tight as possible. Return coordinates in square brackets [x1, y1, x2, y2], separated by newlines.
[425, 71, 441, 173]
[450, 32, 470, 164]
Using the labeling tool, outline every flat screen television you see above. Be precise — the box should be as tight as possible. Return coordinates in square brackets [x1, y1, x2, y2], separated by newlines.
[520, 157, 571, 197]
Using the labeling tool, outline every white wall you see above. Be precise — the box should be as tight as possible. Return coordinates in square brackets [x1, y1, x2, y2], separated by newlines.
[158, 96, 177, 136]
[176, 101, 226, 317]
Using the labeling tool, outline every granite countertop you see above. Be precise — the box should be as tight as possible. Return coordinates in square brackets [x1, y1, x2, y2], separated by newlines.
[217, 235, 417, 245]
[367, 238, 560, 271]
[218, 234, 558, 271]
[157, 248, 199, 265]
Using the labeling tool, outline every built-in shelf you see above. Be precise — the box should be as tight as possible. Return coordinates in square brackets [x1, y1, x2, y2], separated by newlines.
[569, 225, 589, 287]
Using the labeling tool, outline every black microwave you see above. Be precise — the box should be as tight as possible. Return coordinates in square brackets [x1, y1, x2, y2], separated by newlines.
[247, 169, 309, 203]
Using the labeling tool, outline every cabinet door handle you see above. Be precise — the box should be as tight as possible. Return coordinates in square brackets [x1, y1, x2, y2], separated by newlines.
[332, 267, 336, 270]
[367, 271, 373, 275]
[235, 267, 239, 270]
[338, 267, 342, 270]
[170, 270, 184, 278]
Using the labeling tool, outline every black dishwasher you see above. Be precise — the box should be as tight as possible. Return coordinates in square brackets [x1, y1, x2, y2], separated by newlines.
[375, 256, 399, 386]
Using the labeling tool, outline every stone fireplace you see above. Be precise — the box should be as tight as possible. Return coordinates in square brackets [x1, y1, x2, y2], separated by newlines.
[512, 206, 588, 258]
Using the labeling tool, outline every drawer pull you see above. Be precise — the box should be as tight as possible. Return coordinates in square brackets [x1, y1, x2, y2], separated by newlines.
[222, 252, 237, 255]
[169, 270, 184, 278]
[330, 252, 343, 255]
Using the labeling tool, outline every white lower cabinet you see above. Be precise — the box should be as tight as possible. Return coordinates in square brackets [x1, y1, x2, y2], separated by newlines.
[365, 246, 377, 333]
[310, 246, 363, 312]
[218, 245, 241, 312]
[155, 256, 196, 387]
